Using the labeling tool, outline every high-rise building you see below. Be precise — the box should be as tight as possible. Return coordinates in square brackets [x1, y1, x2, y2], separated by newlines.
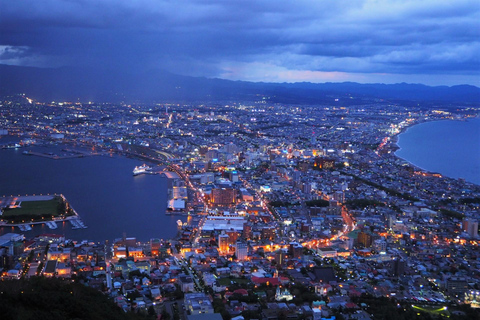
[332, 191, 345, 203]
[462, 218, 478, 238]
[289, 242, 303, 259]
[218, 232, 230, 254]
[357, 231, 373, 248]
[150, 238, 161, 256]
[226, 229, 239, 245]
[303, 182, 312, 194]
[447, 277, 468, 296]
[391, 258, 405, 276]
[235, 241, 248, 260]
[293, 170, 301, 182]
[206, 149, 219, 161]
[243, 222, 253, 239]
[373, 239, 387, 253]
[261, 226, 276, 240]
[275, 249, 287, 266]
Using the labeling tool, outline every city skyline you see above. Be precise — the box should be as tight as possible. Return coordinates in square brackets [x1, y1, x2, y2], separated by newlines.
[0, 0, 479, 86]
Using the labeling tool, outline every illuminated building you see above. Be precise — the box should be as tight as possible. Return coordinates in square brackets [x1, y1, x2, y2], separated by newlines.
[261, 226, 276, 240]
[447, 277, 468, 296]
[373, 239, 387, 253]
[243, 222, 253, 239]
[206, 149, 219, 161]
[259, 185, 271, 192]
[173, 186, 188, 199]
[275, 287, 293, 301]
[462, 218, 478, 238]
[211, 188, 237, 206]
[226, 229, 239, 245]
[235, 241, 248, 260]
[314, 157, 335, 169]
[150, 238, 161, 256]
[47, 248, 71, 262]
[275, 249, 287, 266]
[184, 293, 214, 314]
[465, 290, 480, 308]
[218, 232, 230, 254]
[43, 260, 57, 277]
[289, 242, 303, 259]
[357, 231, 373, 248]
[317, 247, 337, 258]
[201, 216, 246, 233]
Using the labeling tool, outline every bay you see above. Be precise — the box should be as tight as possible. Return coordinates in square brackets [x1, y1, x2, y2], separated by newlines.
[0, 143, 182, 242]
[396, 117, 480, 185]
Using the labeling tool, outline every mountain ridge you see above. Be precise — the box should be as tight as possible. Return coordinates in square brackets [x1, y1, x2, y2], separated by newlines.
[0, 64, 479, 104]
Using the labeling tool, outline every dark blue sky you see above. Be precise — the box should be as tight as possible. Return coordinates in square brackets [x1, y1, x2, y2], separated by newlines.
[1, 0, 479, 86]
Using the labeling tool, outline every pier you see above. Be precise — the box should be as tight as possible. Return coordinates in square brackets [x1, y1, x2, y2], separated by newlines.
[46, 221, 58, 229]
[0, 194, 88, 232]
[69, 218, 87, 229]
[23, 149, 108, 160]
[17, 224, 32, 231]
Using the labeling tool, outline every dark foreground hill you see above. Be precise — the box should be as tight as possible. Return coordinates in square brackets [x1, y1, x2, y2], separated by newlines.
[0, 277, 149, 320]
[0, 64, 479, 104]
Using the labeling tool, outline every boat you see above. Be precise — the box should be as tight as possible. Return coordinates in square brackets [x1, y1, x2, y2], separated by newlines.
[133, 164, 151, 175]
[177, 220, 183, 227]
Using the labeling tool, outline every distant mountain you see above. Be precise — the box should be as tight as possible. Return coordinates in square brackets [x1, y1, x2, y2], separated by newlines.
[0, 64, 479, 104]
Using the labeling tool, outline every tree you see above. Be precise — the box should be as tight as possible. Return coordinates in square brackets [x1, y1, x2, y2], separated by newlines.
[148, 305, 156, 317]
[161, 306, 171, 320]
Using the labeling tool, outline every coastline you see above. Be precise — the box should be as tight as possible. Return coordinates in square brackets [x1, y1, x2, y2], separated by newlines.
[0, 194, 86, 230]
[392, 117, 480, 185]
[0, 146, 175, 242]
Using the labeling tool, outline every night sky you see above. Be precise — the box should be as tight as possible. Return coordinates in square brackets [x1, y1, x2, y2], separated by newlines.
[1, 0, 479, 86]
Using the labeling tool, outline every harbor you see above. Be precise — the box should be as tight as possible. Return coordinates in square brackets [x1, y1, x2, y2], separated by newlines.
[22, 148, 108, 160]
[9, 215, 88, 232]
[0, 147, 176, 242]
[0, 194, 88, 232]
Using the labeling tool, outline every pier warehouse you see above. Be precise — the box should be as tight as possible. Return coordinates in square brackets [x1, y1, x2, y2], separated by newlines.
[199, 215, 245, 233]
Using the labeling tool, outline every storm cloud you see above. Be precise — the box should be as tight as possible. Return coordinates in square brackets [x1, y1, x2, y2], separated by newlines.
[1, 0, 479, 85]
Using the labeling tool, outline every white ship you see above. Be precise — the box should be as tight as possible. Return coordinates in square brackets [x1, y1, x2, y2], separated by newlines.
[133, 164, 151, 176]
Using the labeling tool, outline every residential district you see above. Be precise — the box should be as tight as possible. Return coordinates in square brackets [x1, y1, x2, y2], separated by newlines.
[1, 94, 480, 319]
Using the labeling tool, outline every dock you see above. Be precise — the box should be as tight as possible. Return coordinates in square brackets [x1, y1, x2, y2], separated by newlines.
[70, 218, 87, 229]
[23, 149, 108, 160]
[1, 194, 86, 232]
[18, 224, 32, 231]
[46, 221, 58, 229]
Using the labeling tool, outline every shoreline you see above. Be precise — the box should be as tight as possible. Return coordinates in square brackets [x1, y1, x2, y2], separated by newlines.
[0, 146, 179, 242]
[391, 117, 480, 186]
[0, 194, 86, 230]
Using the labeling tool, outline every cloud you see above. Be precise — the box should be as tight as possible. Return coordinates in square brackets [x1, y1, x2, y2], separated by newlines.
[0, 0, 479, 85]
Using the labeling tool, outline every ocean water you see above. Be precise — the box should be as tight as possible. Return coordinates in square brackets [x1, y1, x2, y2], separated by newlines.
[396, 117, 480, 185]
[0, 144, 183, 242]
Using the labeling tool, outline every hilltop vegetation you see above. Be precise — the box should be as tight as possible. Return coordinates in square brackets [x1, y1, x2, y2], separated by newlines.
[0, 277, 150, 320]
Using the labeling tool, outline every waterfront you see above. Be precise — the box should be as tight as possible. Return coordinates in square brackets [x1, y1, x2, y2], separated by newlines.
[0, 144, 183, 242]
[396, 118, 480, 185]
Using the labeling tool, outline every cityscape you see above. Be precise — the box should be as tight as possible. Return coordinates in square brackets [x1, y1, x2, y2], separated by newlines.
[1, 0, 480, 319]
[0, 94, 479, 320]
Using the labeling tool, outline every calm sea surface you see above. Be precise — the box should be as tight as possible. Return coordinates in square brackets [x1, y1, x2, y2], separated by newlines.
[0, 142, 183, 242]
[396, 117, 480, 185]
